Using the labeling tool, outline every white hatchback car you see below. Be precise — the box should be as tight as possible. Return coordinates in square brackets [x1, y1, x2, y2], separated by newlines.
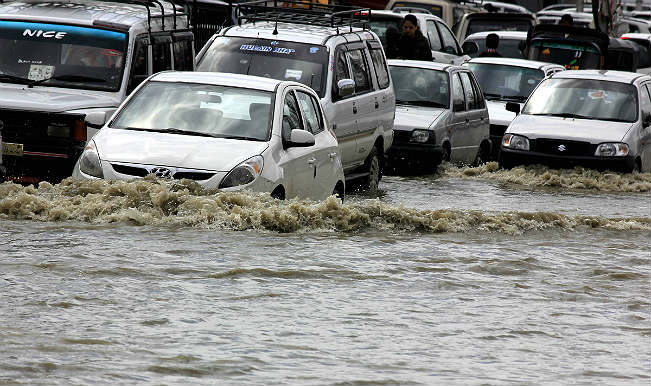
[501, 70, 651, 173]
[73, 72, 345, 201]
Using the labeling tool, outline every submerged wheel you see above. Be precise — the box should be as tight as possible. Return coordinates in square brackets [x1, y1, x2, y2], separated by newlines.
[474, 141, 491, 166]
[362, 146, 381, 192]
[332, 181, 345, 203]
[441, 143, 451, 163]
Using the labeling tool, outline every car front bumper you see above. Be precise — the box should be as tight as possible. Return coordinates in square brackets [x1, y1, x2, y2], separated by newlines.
[388, 142, 443, 169]
[500, 148, 637, 172]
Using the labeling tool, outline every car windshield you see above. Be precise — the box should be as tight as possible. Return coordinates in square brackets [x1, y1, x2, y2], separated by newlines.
[466, 63, 544, 101]
[196, 37, 328, 98]
[111, 81, 274, 141]
[530, 41, 601, 70]
[389, 65, 449, 108]
[463, 38, 526, 58]
[522, 78, 638, 122]
[466, 20, 532, 36]
[0, 20, 126, 91]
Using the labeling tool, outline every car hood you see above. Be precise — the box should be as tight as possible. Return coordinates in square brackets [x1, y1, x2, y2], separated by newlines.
[0, 84, 120, 112]
[486, 100, 518, 126]
[93, 129, 269, 172]
[508, 114, 634, 143]
[394, 105, 446, 131]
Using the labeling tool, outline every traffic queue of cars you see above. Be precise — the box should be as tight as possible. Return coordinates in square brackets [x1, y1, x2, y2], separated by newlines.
[1, 0, 650, 201]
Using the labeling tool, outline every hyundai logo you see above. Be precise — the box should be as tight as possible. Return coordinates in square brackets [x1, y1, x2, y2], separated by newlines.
[150, 167, 173, 179]
[558, 144, 566, 152]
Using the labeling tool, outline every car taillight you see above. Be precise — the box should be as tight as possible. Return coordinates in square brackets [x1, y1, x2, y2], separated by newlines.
[73, 119, 87, 141]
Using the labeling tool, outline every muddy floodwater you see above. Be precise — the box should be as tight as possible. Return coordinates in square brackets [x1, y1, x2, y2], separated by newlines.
[1, 163, 650, 385]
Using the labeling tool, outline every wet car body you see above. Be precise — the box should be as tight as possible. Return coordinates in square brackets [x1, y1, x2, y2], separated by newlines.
[73, 72, 346, 201]
[501, 70, 651, 173]
[387, 60, 490, 171]
[464, 57, 565, 160]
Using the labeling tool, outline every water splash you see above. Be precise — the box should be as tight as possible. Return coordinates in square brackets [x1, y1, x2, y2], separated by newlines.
[1, 178, 648, 234]
[439, 162, 651, 193]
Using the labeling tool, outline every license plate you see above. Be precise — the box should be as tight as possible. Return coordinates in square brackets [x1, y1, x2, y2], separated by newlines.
[2, 142, 23, 156]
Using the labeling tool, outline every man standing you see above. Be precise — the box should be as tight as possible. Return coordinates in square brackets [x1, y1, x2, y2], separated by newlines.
[396, 14, 433, 61]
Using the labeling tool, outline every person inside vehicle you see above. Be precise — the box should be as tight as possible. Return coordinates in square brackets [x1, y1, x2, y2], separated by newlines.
[396, 14, 433, 61]
[559, 14, 573, 27]
[479, 33, 502, 57]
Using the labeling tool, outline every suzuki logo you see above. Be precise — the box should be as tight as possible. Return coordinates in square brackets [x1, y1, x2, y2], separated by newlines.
[151, 167, 173, 179]
[558, 144, 566, 152]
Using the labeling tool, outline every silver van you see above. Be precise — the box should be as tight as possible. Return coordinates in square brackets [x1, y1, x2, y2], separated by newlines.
[196, 2, 395, 191]
[0, 0, 195, 184]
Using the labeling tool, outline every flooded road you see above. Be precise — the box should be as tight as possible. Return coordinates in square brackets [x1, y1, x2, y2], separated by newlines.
[1, 163, 650, 385]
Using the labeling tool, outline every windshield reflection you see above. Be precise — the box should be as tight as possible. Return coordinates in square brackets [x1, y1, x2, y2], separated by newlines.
[467, 63, 544, 101]
[389, 66, 450, 108]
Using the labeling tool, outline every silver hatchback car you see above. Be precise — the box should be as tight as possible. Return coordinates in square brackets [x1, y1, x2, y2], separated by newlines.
[501, 70, 651, 173]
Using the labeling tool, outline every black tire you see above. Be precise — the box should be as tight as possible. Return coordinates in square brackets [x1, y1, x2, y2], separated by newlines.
[362, 146, 381, 192]
[474, 141, 490, 166]
[498, 152, 514, 170]
[333, 182, 345, 203]
[441, 143, 451, 163]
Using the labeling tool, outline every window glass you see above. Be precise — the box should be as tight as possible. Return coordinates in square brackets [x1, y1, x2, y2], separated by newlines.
[426, 20, 442, 51]
[370, 48, 390, 89]
[452, 73, 465, 111]
[283, 92, 303, 141]
[389, 65, 449, 108]
[463, 37, 527, 59]
[346, 49, 371, 93]
[296, 91, 323, 134]
[172, 40, 193, 70]
[333, 48, 350, 98]
[460, 72, 477, 110]
[466, 63, 545, 102]
[153, 42, 172, 73]
[437, 22, 459, 55]
[367, 19, 402, 59]
[127, 38, 149, 94]
[469, 72, 485, 109]
[641, 84, 651, 119]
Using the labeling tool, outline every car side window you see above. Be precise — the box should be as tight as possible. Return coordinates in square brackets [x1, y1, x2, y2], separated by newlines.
[172, 35, 194, 71]
[426, 20, 442, 51]
[459, 72, 477, 110]
[436, 21, 459, 55]
[283, 92, 304, 141]
[152, 36, 172, 73]
[369, 47, 390, 89]
[333, 48, 350, 100]
[641, 84, 651, 122]
[346, 49, 371, 93]
[127, 36, 150, 94]
[452, 73, 465, 112]
[296, 91, 323, 135]
[469, 72, 485, 109]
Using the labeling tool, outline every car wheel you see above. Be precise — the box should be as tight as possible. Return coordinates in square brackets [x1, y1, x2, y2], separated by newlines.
[474, 141, 490, 166]
[362, 146, 381, 192]
[333, 181, 345, 203]
[498, 152, 513, 170]
[441, 143, 451, 162]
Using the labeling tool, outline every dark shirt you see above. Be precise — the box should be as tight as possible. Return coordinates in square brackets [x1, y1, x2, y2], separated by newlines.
[478, 49, 502, 58]
[396, 31, 433, 61]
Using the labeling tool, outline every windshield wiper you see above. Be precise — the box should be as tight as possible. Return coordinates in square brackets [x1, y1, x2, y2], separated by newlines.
[396, 100, 447, 108]
[28, 74, 107, 88]
[119, 127, 219, 138]
[535, 112, 593, 119]
[0, 73, 32, 85]
[483, 93, 525, 102]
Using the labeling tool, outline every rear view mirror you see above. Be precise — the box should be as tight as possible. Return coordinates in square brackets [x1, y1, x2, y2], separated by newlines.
[85, 111, 107, 128]
[506, 102, 521, 114]
[337, 79, 355, 98]
[288, 129, 315, 147]
[462, 41, 479, 56]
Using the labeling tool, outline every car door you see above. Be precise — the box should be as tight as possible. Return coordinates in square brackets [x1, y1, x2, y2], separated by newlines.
[640, 84, 651, 171]
[330, 46, 359, 172]
[295, 89, 339, 199]
[449, 71, 471, 163]
[435, 20, 465, 65]
[458, 71, 483, 164]
[279, 89, 317, 198]
[345, 43, 376, 161]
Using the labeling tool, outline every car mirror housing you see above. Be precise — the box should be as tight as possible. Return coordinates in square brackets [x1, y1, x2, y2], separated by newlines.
[462, 41, 479, 56]
[288, 129, 315, 147]
[337, 79, 355, 98]
[506, 102, 521, 114]
[85, 111, 107, 128]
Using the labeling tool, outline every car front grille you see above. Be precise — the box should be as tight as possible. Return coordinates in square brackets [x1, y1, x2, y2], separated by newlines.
[392, 130, 412, 143]
[111, 163, 215, 181]
[532, 138, 596, 157]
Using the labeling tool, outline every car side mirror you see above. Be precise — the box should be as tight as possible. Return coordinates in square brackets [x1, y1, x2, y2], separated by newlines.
[288, 129, 315, 147]
[85, 111, 107, 128]
[462, 41, 479, 56]
[337, 79, 355, 98]
[506, 102, 521, 114]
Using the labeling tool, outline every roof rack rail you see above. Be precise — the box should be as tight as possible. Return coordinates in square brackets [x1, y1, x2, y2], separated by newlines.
[81, 0, 191, 32]
[235, 0, 371, 32]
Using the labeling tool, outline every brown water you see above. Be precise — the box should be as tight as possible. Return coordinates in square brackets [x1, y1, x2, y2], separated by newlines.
[1, 165, 650, 385]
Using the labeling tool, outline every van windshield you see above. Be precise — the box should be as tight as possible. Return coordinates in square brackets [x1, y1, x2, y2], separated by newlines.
[197, 37, 328, 98]
[0, 21, 126, 91]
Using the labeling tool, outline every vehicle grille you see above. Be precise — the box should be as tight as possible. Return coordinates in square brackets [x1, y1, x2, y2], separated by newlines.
[393, 130, 412, 143]
[489, 124, 508, 138]
[173, 171, 215, 180]
[532, 138, 596, 157]
[111, 164, 149, 177]
[0, 109, 83, 146]
[111, 163, 215, 181]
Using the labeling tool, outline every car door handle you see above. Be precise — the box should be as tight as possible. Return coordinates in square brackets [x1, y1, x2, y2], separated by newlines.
[353, 106, 357, 114]
[465, 118, 470, 123]
[329, 152, 337, 160]
[375, 101, 379, 109]
[308, 158, 317, 165]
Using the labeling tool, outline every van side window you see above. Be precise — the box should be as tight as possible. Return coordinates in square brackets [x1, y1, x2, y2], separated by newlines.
[172, 38, 194, 71]
[127, 36, 150, 94]
[333, 49, 350, 100]
[436, 22, 459, 55]
[460, 72, 477, 110]
[641, 84, 651, 122]
[152, 36, 172, 73]
[452, 73, 465, 112]
[426, 20, 442, 51]
[346, 49, 371, 93]
[369, 48, 390, 89]
[296, 91, 323, 134]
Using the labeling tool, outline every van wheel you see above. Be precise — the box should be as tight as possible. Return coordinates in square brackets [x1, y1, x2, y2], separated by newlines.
[333, 181, 345, 203]
[441, 143, 451, 162]
[362, 146, 381, 192]
[474, 141, 490, 166]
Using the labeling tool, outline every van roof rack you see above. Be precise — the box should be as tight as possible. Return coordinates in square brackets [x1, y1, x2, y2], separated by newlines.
[235, 0, 371, 32]
[81, 0, 191, 32]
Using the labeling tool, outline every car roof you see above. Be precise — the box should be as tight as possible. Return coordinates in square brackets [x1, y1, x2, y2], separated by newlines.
[150, 71, 283, 91]
[222, 21, 369, 45]
[387, 59, 459, 72]
[551, 70, 650, 84]
[467, 57, 564, 69]
[0, 0, 179, 28]
[464, 31, 528, 40]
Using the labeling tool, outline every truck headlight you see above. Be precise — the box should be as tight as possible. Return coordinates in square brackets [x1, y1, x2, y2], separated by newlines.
[595, 143, 629, 157]
[78, 140, 103, 178]
[411, 129, 433, 143]
[219, 155, 264, 189]
[502, 134, 530, 151]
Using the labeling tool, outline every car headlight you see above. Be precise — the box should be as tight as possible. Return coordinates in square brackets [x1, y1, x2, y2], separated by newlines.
[219, 155, 264, 189]
[411, 129, 433, 143]
[594, 143, 629, 157]
[502, 134, 530, 151]
[78, 140, 103, 178]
